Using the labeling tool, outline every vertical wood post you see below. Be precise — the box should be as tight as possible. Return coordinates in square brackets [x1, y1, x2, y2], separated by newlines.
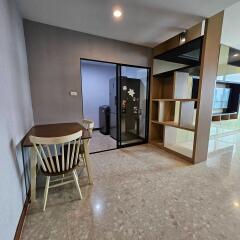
[193, 12, 224, 163]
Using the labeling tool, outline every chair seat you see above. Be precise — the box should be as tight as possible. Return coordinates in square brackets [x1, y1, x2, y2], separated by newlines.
[41, 155, 80, 176]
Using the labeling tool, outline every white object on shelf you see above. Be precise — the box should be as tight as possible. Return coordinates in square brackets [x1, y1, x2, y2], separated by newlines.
[179, 101, 195, 128]
[158, 101, 165, 122]
[174, 101, 180, 123]
[164, 126, 177, 146]
[173, 72, 192, 99]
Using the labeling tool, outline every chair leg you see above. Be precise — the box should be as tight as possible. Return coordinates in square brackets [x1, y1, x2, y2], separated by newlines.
[72, 170, 83, 200]
[43, 176, 50, 211]
[80, 154, 86, 166]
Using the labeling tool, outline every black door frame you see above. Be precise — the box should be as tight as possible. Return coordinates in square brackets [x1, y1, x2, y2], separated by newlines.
[80, 58, 151, 151]
[117, 64, 151, 148]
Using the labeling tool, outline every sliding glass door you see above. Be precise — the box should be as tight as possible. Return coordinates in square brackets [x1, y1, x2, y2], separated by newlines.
[117, 65, 150, 147]
[81, 59, 150, 151]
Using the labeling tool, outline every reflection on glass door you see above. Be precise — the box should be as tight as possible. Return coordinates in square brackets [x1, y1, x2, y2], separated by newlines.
[118, 65, 150, 146]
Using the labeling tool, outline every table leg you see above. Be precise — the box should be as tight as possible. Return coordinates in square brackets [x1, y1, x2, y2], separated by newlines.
[83, 139, 93, 184]
[30, 147, 37, 201]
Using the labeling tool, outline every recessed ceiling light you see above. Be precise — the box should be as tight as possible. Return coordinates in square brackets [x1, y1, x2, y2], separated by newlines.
[233, 53, 239, 57]
[234, 201, 240, 208]
[113, 9, 122, 18]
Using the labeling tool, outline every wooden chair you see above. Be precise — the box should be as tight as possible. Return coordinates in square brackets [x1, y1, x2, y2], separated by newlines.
[82, 119, 94, 136]
[80, 119, 94, 163]
[62, 119, 94, 182]
[30, 131, 83, 211]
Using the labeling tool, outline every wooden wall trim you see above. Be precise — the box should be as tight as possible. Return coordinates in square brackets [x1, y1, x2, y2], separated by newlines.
[186, 21, 205, 42]
[153, 21, 205, 57]
[14, 190, 30, 240]
[153, 35, 180, 57]
[193, 12, 224, 163]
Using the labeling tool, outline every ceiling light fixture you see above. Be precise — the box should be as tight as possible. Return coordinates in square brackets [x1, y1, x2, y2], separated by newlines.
[180, 31, 186, 45]
[181, 37, 186, 43]
[234, 201, 240, 208]
[113, 9, 122, 18]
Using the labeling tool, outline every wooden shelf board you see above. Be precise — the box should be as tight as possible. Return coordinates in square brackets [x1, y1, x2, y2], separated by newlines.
[151, 120, 195, 132]
[152, 98, 198, 102]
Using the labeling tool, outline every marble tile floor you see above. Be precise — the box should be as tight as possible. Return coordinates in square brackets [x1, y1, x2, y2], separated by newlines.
[21, 143, 240, 240]
[89, 130, 116, 153]
[210, 118, 240, 137]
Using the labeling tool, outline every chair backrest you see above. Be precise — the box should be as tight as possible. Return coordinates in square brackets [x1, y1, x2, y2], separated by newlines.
[82, 119, 94, 134]
[29, 131, 82, 175]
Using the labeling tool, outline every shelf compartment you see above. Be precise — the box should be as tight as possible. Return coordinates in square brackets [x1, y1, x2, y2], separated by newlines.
[212, 115, 221, 121]
[151, 100, 159, 122]
[164, 126, 194, 158]
[153, 71, 196, 100]
[152, 99, 196, 131]
[221, 114, 230, 120]
[230, 113, 238, 119]
[152, 75, 174, 99]
[150, 122, 164, 146]
[158, 101, 177, 123]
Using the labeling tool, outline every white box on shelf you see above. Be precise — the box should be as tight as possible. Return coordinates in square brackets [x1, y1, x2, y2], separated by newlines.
[179, 101, 195, 129]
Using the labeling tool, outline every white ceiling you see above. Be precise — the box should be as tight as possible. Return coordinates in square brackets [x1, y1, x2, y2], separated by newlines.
[221, 1, 240, 50]
[17, 0, 239, 47]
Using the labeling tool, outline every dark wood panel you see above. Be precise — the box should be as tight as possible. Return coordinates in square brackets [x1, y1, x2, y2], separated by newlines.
[154, 37, 203, 66]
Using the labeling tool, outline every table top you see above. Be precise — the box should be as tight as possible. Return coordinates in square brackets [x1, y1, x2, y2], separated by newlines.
[22, 122, 91, 147]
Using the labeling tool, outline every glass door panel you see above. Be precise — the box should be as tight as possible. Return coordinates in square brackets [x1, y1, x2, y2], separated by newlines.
[118, 65, 150, 146]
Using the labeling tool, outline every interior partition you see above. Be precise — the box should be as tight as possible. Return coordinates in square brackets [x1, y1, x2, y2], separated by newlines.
[118, 66, 150, 146]
[81, 60, 150, 152]
[150, 14, 223, 163]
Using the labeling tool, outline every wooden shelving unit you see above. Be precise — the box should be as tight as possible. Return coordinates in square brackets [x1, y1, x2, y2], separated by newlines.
[149, 66, 198, 161]
[212, 112, 238, 121]
[211, 78, 240, 122]
[150, 14, 224, 164]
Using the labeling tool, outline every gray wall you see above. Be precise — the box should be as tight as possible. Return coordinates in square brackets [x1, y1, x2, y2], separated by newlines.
[23, 20, 152, 124]
[0, 0, 33, 239]
[81, 61, 116, 128]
